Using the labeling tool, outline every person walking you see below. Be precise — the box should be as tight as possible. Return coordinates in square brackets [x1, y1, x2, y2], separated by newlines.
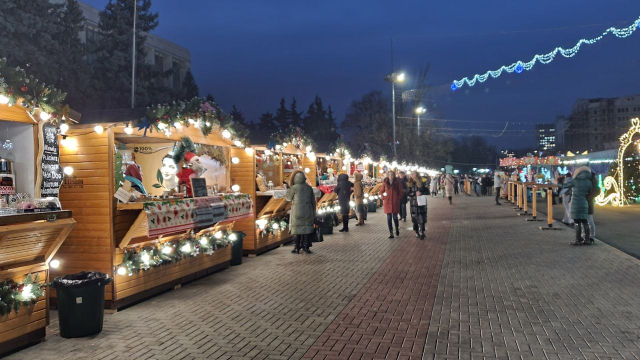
[560, 167, 592, 245]
[559, 173, 574, 225]
[475, 176, 482, 197]
[454, 176, 459, 195]
[430, 175, 439, 197]
[381, 170, 403, 238]
[286, 170, 316, 254]
[444, 173, 455, 205]
[494, 171, 503, 205]
[399, 171, 408, 222]
[586, 172, 600, 243]
[407, 171, 427, 239]
[353, 172, 366, 226]
[334, 173, 354, 232]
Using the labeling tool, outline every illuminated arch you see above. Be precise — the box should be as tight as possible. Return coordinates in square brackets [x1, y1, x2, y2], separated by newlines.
[595, 118, 640, 207]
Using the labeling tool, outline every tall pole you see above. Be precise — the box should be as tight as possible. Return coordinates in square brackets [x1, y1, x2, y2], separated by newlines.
[131, 0, 137, 109]
[392, 81, 396, 158]
[417, 114, 420, 133]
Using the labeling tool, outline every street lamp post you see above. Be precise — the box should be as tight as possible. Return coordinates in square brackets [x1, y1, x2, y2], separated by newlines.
[415, 106, 426, 133]
[384, 72, 405, 158]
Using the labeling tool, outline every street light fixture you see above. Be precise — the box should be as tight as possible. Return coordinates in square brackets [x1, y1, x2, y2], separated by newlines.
[415, 106, 426, 133]
[384, 72, 406, 158]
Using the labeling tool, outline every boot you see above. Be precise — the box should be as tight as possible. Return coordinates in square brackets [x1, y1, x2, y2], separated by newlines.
[303, 236, 312, 254]
[339, 217, 349, 232]
[572, 224, 584, 246]
[420, 232, 426, 240]
[291, 236, 300, 254]
[388, 233, 394, 239]
[583, 224, 591, 245]
[395, 226, 399, 236]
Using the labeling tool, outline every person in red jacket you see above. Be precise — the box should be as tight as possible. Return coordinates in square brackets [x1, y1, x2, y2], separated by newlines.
[380, 170, 403, 238]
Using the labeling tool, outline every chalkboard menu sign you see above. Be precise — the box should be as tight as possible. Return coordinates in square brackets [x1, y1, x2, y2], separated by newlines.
[36, 122, 63, 197]
[191, 177, 208, 198]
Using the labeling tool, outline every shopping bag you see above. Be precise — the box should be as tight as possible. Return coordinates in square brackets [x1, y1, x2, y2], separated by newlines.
[417, 195, 427, 206]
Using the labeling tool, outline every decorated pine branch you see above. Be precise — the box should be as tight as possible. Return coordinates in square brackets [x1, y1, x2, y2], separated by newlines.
[138, 97, 250, 144]
[0, 273, 44, 317]
[328, 137, 351, 159]
[269, 126, 316, 152]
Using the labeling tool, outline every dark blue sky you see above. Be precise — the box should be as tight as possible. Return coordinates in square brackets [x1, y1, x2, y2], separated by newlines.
[84, 0, 640, 149]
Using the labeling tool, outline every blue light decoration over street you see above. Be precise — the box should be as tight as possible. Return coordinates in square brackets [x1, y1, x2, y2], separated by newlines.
[451, 17, 640, 91]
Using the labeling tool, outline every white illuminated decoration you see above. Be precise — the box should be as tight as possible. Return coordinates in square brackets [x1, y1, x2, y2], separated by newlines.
[244, 147, 254, 155]
[229, 233, 237, 241]
[162, 246, 173, 254]
[231, 157, 240, 164]
[49, 259, 60, 269]
[234, 140, 243, 147]
[180, 243, 192, 254]
[383, 192, 388, 196]
[140, 252, 151, 265]
[256, 219, 268, 230]
[452, 17, 640, 91]
[117, 266, 127, 276]
[200, 238, 208, 245]
[63, 166, 74, 175]
[158, 122, 167, 130]
[0, 95, 9, 104]
[94, 125, 104, 134]
[222, 129, 231, 139]
[214, 231, 223, 239]
[21, 284, 33, 300]
[304, 167, 310, 173]
[39, 112, 50, 121]
[124, 123, 134, 134]
[595, 118, 640, 207]
[231, 184, 240, 192]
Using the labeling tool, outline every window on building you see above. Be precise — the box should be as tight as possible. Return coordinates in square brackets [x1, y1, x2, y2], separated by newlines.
[172, 60, 182, 89]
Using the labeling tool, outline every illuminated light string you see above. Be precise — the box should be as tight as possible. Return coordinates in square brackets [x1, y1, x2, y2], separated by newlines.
[451, 17, 640, 91]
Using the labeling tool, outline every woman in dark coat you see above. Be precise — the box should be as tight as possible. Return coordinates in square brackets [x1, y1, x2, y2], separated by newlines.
[560, 166, 592, 246]
[407, 171, 427, 239]
[286, 170, 316, 253]
[334, 173, 354, 232]
[380, 170, 403, 238]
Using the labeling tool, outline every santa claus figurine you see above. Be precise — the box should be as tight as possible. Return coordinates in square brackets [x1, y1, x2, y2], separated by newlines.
[177, 152, 206, 197]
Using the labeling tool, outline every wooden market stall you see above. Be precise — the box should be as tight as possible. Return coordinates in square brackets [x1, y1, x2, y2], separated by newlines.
[0, 102, 75, 354]
[240, 144, 317, 256]
[54, 108, 253, 310]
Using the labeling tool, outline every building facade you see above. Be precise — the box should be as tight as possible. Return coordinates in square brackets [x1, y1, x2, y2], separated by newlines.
[52, 0, 191, 90]
[556, 96, 640, 152]
[535, 123, 555, 153]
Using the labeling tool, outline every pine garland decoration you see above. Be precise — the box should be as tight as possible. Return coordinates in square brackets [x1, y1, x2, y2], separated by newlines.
[270, 126, 316, 151]
[0, 273, 44, 316]
[329, 137, 351, 159]
[0, 58, 67, 115]
[142, 97, 249, 143]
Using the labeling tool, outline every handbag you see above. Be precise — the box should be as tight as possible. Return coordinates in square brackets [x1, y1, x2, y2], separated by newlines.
[417, 195, 427, 206]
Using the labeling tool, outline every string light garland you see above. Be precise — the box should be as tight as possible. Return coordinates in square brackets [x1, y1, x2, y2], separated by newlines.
[115, 229, 235, 277]
[0, 273, 43, 316]
[451, 17, 640, 91]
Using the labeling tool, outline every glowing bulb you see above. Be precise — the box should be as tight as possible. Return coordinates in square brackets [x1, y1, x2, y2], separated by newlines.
[49, 259, 60, 269]
[379, 169, 384, 174]
[222, 129, 231, 138]
[21, 284, 33, 299]
[364, 193, 369, 198]
[383, 192, 388, 196]
[205, 122, 211, 126]
[363, 199, 369, 204]
[272, 223, 280, 230]
[396, 73, 406, 82]
[304, 168, 310, 173]
[39, 112, 51, 121]
[231, 184, 240, 192]
[307, 152, 316, 160]
[162, 246, 172, 254]
[234, 140, 242, 147]
[187, 118, 196, 124]
[214, 231, 223, 239]
[349, 201, 355, 207]
[59, 123, 69, 134]
[283, 142, 288, 147]
[158, 123, 167, 130]
[229, 233, 237, 241]
[305, 145, 312, 152]
[173, 122, 182, 129]
[231, 157, 240, 164]
[325, 155, 330, 160]
[60, 137, 77, 150]
[124, 123, 134, 134]
[342, 166, 346, 170]
[275, 145, 281, 150]
[199, 238, 208, 245]
[364, 170, 369, 174]
[94, 125, 104, 134]
[140, 253, 150, 265]
[264, 149, 272, 156]
[63, 166, 74, 175]
[0, 95, 9, 104]
[117, 266, 127, 276]
[256, 219, 268, 230]
[244, 147, 254, 155]
[180, 243, 192, 254]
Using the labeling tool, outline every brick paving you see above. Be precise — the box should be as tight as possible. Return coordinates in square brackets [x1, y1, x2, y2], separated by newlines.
[303, 200, 452, 359]
[8, 195, 640, 360]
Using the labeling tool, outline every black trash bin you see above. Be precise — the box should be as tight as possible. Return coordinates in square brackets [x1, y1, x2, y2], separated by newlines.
[367, 201, 377, 212]
[52, 271, 112, 338]
[230, 231, 246, 266]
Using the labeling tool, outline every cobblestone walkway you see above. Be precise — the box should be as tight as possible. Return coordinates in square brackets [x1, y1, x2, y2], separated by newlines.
[8, 196, 640, 360]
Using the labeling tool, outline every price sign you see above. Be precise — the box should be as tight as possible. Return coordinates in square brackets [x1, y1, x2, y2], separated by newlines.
[35, 121, 63, 197]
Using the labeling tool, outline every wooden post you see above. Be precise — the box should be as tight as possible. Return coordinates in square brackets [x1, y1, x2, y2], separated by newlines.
[540, 186, 561, 230]
[520, 184, 529, 215]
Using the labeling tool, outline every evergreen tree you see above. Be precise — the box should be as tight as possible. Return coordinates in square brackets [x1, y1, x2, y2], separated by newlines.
[205, 93, 215, 103]
[90, 0, 168, 109]
[258, 111, 278, 132]
[289, 98, 303, 128]
[341, 91, 392, 159]
[274, 98, 289, 129]
[180, 69, 199, 100]
[302, 96, 339, 152]
[230, 105, 247, 126]
[0, 0, 88, 108]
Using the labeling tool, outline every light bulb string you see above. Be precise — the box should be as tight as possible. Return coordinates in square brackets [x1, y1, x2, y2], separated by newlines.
[451, 16, 640, 90]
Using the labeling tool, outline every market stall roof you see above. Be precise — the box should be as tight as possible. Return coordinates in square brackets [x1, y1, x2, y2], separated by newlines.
[75, 108, 147, 124]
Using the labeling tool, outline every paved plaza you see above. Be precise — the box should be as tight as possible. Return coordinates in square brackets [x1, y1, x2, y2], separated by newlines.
[8, 196, 640, 360]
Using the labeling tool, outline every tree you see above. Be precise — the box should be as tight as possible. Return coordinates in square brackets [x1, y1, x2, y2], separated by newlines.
[0, 0, 89, 108]
[274, 98, 289, 129]
[289, 98, 303, 128]
[451, 136, 497, 172]
[302, 96, 339, 152]
[341, 91, 393, 159]
[90, 0, 169, 109]
[180, 69, 199, 100]
[258, 111, 278, 132]
[205, 93, 215, 103]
